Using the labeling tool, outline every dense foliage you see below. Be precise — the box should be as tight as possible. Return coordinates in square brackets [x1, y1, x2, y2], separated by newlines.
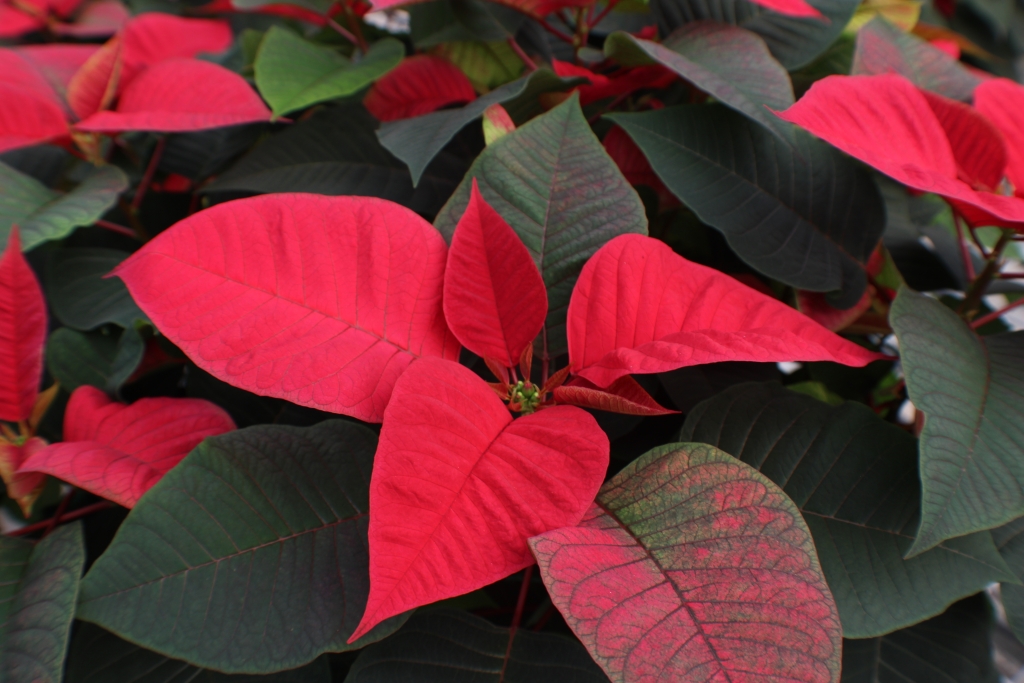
[2, 0, 1024, 679]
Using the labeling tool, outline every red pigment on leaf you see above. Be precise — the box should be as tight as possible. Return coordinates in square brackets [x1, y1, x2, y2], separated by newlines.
[553, 375, 677, 416]
[0, 228, 46, 423]
[364, 55, 476, 122]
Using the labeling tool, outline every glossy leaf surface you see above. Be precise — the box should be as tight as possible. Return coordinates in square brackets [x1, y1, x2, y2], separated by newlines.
[351, 357, 609, 641]
[78, 421, 406, 672]
[681, 381, 1016, 637]
[435, 97, 647, 360]
[444, 181, 547, 366]
[567, 234, 881, 387]
[0, 228, 46, 422]
[605, 23, 796, 143]
[0, 524, 85, 683]
[46, 248, 145, 330]
[346, 609, 610, 682]
[530, 442, 842, 683]
[364, 55, 477, 122]
[21, 385, 236, 508]
[891, 288, 1024, 554]
[113, 194, 460, 423]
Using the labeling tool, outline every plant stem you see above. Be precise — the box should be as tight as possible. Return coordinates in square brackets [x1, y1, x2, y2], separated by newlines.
[953, 212, 976, 281]
[326, 16, 360, 47]
[539, 18, 574, 43]
[94, 219, 139, 239]
[500, 565, 533, 677]
[589, 0, 622, 32]
[970, 295, 1024, 329]
[132, 136, 166, 212]
[507, 37, 538, 71]
[959, 229, 1012, 320]
[42, 489, 75, 538]
[6, 501, 114, 537]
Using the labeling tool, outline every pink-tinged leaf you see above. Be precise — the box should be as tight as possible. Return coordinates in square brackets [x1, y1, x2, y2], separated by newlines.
[76, 59, 271, 133]
[0, 437, 47, 517]
[567, 234, 881, 387]
[553, 375, 677, 416]
[552, 60, 675, 106]
[364, 55, 476, 122]
[350, 357, 609, 642]
[603, 125, 678, 210]
[113, 194, 459, 423]
[930, 38, 961, 58]
[119, 13, 232, 86]
[529, 442, 842, 683]
[367, 0, 590, 19]
[747, 0, 823, 16]
[796, 287, 873, 331]
[921, 89, 1007, 192]
[974, 78, 1024, 198]
[0, 5, 44, 37]
[16, 44, 100, 97]
[0, 86, 68, 153]
[67, 36, 121, 121]
[443, 180, 548, 367]
[0, 48, 65, 105]
[775, 73, 1024, 226]
[53, 0, 129, 37]
[20, 385, 235, 508]
[0, 228, 46, 423]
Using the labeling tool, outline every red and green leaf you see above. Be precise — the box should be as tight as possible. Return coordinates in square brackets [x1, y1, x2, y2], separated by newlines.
[0, 228, 46, 423]
[364, 55, 476, 123]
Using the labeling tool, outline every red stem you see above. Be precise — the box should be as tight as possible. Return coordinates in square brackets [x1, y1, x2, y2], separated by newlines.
[539, 18, 574, 43]
[500, 566, 534, 679]
[999, 273, 1024, 279]
[7, 501, 114, 537]
[132, 136, 167, 212]
[42, 489, 75, 538]
[970, 296, 1024, 329]
[953, 212, 977, 281]
[326, 16, 360, 46]
[589, 0, 622, 31]
[94, 219, 139, 239]
[507, 37, 538, 71]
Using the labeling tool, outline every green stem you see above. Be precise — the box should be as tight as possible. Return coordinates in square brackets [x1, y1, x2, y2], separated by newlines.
[958, 229, 1012, 321]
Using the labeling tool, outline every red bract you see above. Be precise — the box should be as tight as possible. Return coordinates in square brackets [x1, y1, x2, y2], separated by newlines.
[365, 0, 590, 20]
[364, 55, 477, 122]
[567, 234, 882, 387]
[113, 194, 460, 423]
[552, 376, 677, 416]
[603, 125, 678, 210]
[974, 78, 1024, 199]
[552, 60, 676, 106]
[443, 180, 548, 368]
[775, 73, 1024, 229]
[349, 357, 609, 642]
[0, 0, 120, 38]
[20, 386, 235, 508]
[747, 0, 823, 17]
[0, 228, 46, 424]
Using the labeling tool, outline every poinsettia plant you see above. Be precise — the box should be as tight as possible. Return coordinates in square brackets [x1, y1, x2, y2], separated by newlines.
[4, 0, 1024, 681]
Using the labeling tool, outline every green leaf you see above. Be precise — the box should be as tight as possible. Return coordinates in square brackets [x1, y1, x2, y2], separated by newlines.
[680, 381, 1016, 637]
[46, 327, 145, 394]
[891, 288, 1024, 555]
[160, 124, 266, 181]
[0, 523, 86, 683]
[0, 162, 127, 251]
[409, 0, 524, 47]
[604, 23, 795, 143]
[77, 421, 407, 673]
[206, 104, 466, 218]
[377, 67, 581, 186]
[46, 248, 147, 330]
[433, 95, 648, 360]
[852, 17, 981, 101]
[840, 594, 998, 683]
[608, 104, 884, 306]
[254, 28, 404, 117]
[991, 517, 1024, 643]
[66, 623, 332, 683]
[435, 40, 523, 91]
[651, 0, 859, 68]
[345, 609, 610, 682]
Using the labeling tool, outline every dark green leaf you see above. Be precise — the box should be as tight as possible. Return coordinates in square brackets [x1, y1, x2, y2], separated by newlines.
[436, 40, 524, 91]
[410, 0, 524, 46]
[254, 28, 404, 117]
[434, 96, 648, 359]
[604, 22, 795, 143]
[608, 105, 885, 305]
[160, 124, 266, 181]
[651, 0, 859, 68]
[992, 517, 1024, 643]
[46, 327, 144, 394]
[345, 609, 610, 683]
[680, 381, 1016, 637]
[840, 594, 998, 683]
[0, 146, 69, 187]
[77, 421, 406, 673]
[46, 248, 146, 330]
[66, 623, 332, 683]
[377, 67, 580, 185]
[852, 17, 981, 101]
[206, 104, 467, 218]
[0, 523, 85, 683]
[0, 163, 127, 251]
[891, 288, 1024, 555]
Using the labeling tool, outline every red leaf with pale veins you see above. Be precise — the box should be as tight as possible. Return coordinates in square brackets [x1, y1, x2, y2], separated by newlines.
[920, 89, 1007, 191]
[20, 386, 235, 508]
[775, 73, 1024, 227]
[113, 194, 460, 423]
[350, 357, 609, 642]
[529, 443, 842, 683]
[76, 59, 271, 133]
[974, 78, 1024, 197]
[553, 376, 677, 416]
[567, 234, 881, 387]
[0, 228, 47, 423]
[119, 13, 232, 87]
[364, 55, 476, 122]
[443, 180, 548, 367]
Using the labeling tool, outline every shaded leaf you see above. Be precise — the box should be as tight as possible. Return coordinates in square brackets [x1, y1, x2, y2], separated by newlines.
[371, 0, 590, 21]
[891, 288, 1024, 554]
[530, 442, 842, 683]
[46, 248, 145, 330]
[0, 162, 127, 251]
[113, 194, 460, 423]
[159, 123, 266, 182]
[46, 326, 143, 394]
[434, 40, 523, 92]
[350, 357, 608, 641]
[78, 420, 406, 672]
[254, 27, 403, 117]
[605, 22, 795, 143]
[680, 381, 1016, 637]
[66, 623, 332, 683]
[435, 96, 647, 360]
[991, 517, 1024, 643]
[0, 437, 48, 517]
[0, 523, 85, 683]
[0, 228, 46, 423]
[658, 361, 779, 412]
[346, 609, 610, 683]
[608, 105, 884, 302]
[363, 54, 476, 122]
